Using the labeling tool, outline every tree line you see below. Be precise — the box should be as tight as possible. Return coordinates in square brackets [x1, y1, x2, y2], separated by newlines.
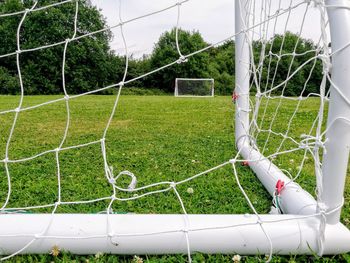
[0, 0, 322, 96]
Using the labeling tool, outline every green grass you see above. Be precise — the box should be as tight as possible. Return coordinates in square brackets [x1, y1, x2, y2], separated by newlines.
[0, 95, 349, 262]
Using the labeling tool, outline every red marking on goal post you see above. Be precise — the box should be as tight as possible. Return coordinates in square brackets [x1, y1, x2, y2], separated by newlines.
[232, 92, 239, 103]
[275, 179, 285, 195]
[241, 160, 249, 166]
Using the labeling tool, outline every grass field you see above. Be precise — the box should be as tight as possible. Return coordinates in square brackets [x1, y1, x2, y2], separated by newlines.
[0, 95, 349, 262]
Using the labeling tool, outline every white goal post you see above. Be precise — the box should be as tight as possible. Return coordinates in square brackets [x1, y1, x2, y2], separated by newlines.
[174, 78, 214, 97]
[233, 0, 350, 257]
[0, 0, 350, 261]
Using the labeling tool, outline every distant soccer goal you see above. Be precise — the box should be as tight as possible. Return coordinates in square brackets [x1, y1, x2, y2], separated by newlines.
[174, 78, 214, 97]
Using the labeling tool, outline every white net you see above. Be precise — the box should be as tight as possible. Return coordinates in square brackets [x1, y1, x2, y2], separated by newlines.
[175, 78, 214, 97]
[0, 0, 349, 262]
[245, 0, 329, 201]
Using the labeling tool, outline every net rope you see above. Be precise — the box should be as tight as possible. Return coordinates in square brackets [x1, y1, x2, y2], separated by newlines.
[0, 0, 348, 262]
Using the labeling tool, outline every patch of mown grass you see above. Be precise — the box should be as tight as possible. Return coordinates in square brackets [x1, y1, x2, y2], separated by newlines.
[0, 95, 349, 262]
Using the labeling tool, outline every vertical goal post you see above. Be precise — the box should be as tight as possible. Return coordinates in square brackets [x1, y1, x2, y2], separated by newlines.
[234, 0, 350, 257]
[0, 0, 349, 261]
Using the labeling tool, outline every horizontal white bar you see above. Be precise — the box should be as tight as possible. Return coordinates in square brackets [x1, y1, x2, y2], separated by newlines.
[0, 214, 349, 255]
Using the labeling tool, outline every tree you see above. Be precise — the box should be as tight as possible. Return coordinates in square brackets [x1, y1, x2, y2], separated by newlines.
[0, 0, 118, 95]
[252, 32, 323, 96]
[148, 28, 211, 93]
[207, 40, 235, 95]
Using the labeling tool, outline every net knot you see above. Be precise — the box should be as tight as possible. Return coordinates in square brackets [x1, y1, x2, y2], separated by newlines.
[317, 202, 327, 214]
[14, 107, 20, 113]
[113, 170, 137, 191]
[177, 55, 188, 64]
[299, 134, 327, 152]
[318, 53, 332, 73]
[170, 182, 176, 188]
[307, 0, 324, 8]
[108, 178, 116, 184]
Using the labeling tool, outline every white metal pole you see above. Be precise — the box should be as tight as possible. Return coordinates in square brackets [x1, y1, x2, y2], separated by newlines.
[175, 78, 178, 96]
[0, 214, 350, 255]
[234, 0, 319, 215]
[235, 0, 250, 145]
[322, 0, 350, 224]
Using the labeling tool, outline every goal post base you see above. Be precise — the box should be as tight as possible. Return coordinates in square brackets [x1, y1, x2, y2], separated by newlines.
[0, 214, 349, 256]
[236, 140, 318, 216]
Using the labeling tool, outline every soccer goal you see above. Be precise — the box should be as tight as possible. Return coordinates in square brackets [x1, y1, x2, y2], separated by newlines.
[0, 0, 350, 262]
[174, 78, 214, 97]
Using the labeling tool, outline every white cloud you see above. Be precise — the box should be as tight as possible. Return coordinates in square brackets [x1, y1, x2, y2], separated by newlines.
[90, 0, 325, 57]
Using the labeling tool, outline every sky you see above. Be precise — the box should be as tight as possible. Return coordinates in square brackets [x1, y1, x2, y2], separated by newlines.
[90, 0, 324, 58]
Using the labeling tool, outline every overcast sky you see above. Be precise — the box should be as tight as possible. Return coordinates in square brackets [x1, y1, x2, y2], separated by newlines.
[90, 0, 324, 57]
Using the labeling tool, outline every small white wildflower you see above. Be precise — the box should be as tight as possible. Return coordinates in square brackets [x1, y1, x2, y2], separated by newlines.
[133, 255, 143, 263]
[232, 254, 241, 262]
[187, 187, 194, 194]
[95, 252, 104, 259]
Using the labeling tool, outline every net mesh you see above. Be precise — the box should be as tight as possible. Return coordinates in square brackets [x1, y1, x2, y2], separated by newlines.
[0, 0, 348, 261]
